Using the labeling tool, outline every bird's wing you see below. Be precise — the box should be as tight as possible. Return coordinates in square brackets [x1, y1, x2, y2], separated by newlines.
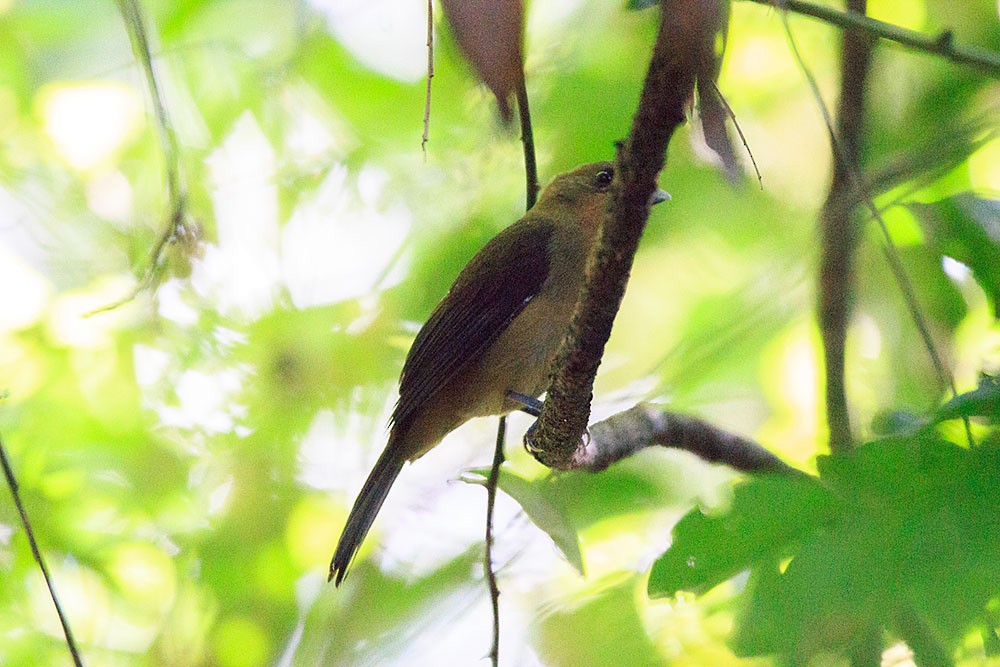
[391, 218, 554, 431]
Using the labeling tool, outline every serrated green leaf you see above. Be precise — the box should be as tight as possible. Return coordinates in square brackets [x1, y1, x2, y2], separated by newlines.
[733, 438, 1000, 661]
[647, 474, 834, 598]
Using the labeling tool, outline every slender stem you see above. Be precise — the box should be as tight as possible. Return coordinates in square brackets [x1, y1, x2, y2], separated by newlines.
[777, 6, 975, 447]
[753, 0, 1000, 77]
[482, 70, 537, 661]
[485, 416, 506, 667]
[90, 0, 188, 315]
[517, 78, 538, 210]
[115, 0, 180, 199]
[422, 0, 434, 158]
[0, 436, 84, 667]
[482, 74, 534, 664]
[710, 80, 763, 190]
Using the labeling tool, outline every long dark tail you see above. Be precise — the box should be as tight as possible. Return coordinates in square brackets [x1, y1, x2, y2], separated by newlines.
[329, 448, 405, 586]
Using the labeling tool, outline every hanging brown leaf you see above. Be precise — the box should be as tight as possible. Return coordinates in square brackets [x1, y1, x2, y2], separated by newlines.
[698, 81, 741, 182]
[692, 0, 741, 182]
[440, 0, 524, 122]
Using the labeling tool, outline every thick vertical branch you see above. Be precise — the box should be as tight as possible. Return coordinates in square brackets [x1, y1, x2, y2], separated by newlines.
[526, 0, 722, 469]
[818, 0, 873, 453]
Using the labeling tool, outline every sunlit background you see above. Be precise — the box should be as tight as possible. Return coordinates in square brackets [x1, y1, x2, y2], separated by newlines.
[1, 0, 999, 665]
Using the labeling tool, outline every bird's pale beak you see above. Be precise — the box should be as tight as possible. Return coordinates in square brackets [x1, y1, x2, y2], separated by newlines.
[650, 188, 671, 205]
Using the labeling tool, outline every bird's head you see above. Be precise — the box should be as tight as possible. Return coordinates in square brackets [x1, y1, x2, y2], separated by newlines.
[538, 161, 669, 232]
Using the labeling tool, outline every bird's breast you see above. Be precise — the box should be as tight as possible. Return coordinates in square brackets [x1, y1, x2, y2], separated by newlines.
[474, 290, 578, 408]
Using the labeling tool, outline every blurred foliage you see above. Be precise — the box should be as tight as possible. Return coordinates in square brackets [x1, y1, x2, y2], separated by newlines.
[0, 0, 999, 665]
[651, 427, 1000, 664]
[908, 194, 1000, 318]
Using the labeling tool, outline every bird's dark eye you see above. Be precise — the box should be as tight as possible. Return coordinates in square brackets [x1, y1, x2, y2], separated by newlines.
[594, 169, 613, 190]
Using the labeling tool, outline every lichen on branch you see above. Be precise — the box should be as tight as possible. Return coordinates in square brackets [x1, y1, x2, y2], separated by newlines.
[525, 0, 729, 469]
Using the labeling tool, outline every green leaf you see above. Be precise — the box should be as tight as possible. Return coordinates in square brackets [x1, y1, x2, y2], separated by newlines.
[733, 438, 1000, 661]
[533, 450, 700, 529]
[815, 436, 966, 504]
[907, 194, 1000, 317]
[936, 373, 1000, 422]
[647, 474, 834, 598]
[463, 468, 584, 574]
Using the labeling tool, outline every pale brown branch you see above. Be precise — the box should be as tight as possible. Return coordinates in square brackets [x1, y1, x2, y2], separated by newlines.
[582, 404, 794, 475]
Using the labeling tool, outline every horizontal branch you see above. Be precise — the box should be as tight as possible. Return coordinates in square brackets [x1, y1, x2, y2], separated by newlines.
[580, 403, 795, 475]
[747, 0, 1000, 77]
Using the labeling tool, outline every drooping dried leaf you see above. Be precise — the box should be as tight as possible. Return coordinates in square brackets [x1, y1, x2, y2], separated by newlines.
[698, 81, 740, 182]
[693, 0, 739, 181]
[440, 0, 524, 122]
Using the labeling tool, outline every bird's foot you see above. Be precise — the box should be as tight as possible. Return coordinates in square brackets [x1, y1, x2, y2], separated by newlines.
[506, 391, 543, 417]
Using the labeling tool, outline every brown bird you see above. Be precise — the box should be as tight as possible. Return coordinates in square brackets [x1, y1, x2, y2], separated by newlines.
[330, 162, 669, 585]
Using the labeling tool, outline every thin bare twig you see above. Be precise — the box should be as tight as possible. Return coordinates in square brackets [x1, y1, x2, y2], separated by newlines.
[485, 416, 505, 667]
[422, 0, 434, 158]
[483, 74, 537, 661]
[90, 0, 189, 316]
[1, 435, 84, 667]
[750, 0, 1000, 77]
[517, 78, 538, 210]
[776, 5, 975, 447]
[710, 80, 763, 190]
